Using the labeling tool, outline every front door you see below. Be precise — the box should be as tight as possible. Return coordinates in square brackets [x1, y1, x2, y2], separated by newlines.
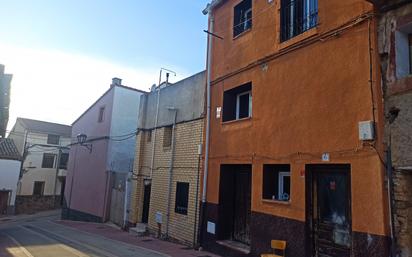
[308, 165, 351, 257]
[0, 191, 9, 215]
[141, 183, 151, 224]
[232, 169, 251, 245]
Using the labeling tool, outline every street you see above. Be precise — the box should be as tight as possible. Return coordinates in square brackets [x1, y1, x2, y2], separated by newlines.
[0, 213, 168, 257]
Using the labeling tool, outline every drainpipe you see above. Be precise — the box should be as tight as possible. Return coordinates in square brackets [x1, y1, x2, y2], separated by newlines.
[199, 2, 217, 246]
[166, 107, 178, 238]
[149, 72, 163, 180]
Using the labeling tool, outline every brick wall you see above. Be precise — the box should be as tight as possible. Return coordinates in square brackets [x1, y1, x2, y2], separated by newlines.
[15, 195, 61, 214]
[130, 119, 204, 246]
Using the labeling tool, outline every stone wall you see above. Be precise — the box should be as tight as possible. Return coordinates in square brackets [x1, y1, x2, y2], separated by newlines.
[377, 3, 412, 256]
[15, 195, 61, 214]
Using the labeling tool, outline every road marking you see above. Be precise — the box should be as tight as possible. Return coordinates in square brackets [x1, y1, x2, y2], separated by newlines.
[46, 220, 170, 257]
[19, 225, 89, 257]
[21, 225, 120, 257]
[6, 235, 35, 257]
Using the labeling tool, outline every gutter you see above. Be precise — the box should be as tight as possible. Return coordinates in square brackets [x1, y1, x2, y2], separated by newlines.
[198, 0, 221, 246]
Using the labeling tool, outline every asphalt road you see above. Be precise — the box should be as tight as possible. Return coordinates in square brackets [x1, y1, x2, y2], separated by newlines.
[0, 213, 168, 257]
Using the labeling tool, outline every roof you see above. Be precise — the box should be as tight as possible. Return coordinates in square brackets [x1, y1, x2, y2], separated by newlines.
[18, 118, 72, 137]
[72, 84, 147, 125]
[0, 138, 21, 160]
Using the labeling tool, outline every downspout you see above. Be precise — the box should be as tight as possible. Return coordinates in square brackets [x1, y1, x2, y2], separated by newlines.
[199, 1, 218, 246]
[387, 132, 396, 257]
[166, 108, 178, 238]
[150, 71, 165, 179]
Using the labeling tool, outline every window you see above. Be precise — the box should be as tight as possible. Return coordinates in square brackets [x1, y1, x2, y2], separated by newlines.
[47, 134, 60, 145]
[263, 164, 291, 201]
[33, 181, 45, 196]
[41, 153, 55, 168]
[222, 82, 252, 122]
[234, 0, 252, 37]
[395, 28, 412, 78]
[147, 130, 152, 143]
[163, 126, 173, 148]
[59, 153, 69, 169]
[98, 106, 105, 123]
[281, 0, 318, 42]
[175, 182, 189, 215]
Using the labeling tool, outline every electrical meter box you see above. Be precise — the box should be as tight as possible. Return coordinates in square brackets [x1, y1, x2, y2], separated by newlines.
[358, 121, 375, 140]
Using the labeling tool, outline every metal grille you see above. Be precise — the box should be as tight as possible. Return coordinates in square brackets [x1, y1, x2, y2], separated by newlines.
[281, 0, 318, 42]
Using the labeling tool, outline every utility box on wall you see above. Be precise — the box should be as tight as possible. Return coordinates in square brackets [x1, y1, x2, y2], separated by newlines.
[358, 121, 375, 140]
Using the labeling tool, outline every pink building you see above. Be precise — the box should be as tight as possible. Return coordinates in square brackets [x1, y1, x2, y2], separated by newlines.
[63, 78, 145, 225]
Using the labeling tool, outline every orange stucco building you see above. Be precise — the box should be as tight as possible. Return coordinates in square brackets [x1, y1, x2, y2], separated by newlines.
[201, 0, 390, 257]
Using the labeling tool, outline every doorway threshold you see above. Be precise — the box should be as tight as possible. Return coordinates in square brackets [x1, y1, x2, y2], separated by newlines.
[217, 240, 251, 254]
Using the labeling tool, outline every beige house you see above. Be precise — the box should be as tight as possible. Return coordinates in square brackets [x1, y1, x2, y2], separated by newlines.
[8, 118, 71, 213]
[129, 71, 205, 246]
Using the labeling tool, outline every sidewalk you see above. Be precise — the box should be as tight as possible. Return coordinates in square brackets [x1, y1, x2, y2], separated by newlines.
[56, 220, 221, 257]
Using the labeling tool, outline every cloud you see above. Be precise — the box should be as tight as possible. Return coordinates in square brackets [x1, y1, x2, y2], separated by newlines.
[0, 44, 190, 130]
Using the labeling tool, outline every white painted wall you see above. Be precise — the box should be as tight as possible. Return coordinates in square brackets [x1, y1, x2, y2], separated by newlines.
[0, 159, 21, 206]
[17, 131, 71, 196]
[106, 86, 143, 173]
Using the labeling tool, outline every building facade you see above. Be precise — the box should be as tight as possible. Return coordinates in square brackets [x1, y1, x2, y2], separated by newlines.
[201, 0, 389, 257]
[0, 138, 21, 215]
[8, 118, 71, 213]
[0, 64, 12, 138]
[63, 78, 145, 226]
[371, 0, 412, 255]
[129, 71, 206, 246]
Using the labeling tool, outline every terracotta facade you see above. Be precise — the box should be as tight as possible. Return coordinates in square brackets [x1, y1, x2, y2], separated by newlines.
[202, 0, 390, 256]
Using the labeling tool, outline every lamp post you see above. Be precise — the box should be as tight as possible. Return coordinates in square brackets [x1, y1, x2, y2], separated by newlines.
[77, 133, 92, 153]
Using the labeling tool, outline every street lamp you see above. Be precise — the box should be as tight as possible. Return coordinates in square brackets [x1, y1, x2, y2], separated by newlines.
[77, 133, 92, 153]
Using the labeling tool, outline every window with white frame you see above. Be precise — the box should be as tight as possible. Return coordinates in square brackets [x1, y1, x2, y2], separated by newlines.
[395, 23, 412, 78]
[222, 82, 252, 122]
[263, 164, 291, 202]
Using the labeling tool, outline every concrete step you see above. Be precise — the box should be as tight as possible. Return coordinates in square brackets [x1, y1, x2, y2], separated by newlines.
[129, 223, 148, 237]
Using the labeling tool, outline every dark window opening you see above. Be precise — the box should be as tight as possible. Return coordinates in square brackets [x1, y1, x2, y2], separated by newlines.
[98, 106, 105, 123]
[47, 134, 60, 145]
[409, 34, 412, 74]
[163, 126, 173, 148]
[234, 0, 252, 37]
[42, 153, 55, 168]
[147, 130, 152, 143]
[222, 82, 252, 122]
[33, 181, 45, 196]
[263, 164, 291, 201]
[59, 153, 69, 169]
[281, 0, 318, 42]
[175, 182, 189, 215]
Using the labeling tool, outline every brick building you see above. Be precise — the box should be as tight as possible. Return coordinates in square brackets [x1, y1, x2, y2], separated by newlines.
[369, 0, 412, 255]
[129, 71, 206, 246]
[201, 0, 390, 257]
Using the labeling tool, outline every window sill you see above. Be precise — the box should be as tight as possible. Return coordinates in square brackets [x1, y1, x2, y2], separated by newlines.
[221, 117, 252, 125]
[262, 199, 291, 205]
[279, 27, 318, 51]
[233, 28, 252, 40]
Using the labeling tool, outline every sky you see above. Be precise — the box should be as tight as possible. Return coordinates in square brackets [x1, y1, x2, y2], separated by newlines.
[0, 0, 210, 131]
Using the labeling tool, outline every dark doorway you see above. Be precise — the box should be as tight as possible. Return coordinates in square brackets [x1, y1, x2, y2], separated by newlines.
[306, 165, 351, 257]
[142, 183, 151, 224]
[60, 178, 66, 205]
[218, 164, 252, 245]
[0, 191, 10, 215]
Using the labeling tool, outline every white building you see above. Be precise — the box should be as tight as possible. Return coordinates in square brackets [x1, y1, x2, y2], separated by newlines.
[8, 118, 71, 213]
[0, 138, 21, 215]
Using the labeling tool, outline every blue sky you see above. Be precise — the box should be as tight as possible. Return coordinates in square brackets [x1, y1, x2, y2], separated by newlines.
[0, 0, 210, 128]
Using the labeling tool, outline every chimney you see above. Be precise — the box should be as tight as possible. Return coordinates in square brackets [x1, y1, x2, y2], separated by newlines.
[111, 77, 122, 88]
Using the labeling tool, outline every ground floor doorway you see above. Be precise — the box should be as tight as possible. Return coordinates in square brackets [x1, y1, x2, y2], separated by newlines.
[306, 164, 351, 257]
[141, 182, 151, 224]
[218, 164, 252, 246]
[0, 191, 10, 215]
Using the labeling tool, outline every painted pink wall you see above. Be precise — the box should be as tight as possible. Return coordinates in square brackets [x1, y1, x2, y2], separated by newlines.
[65, 88, 114, 219]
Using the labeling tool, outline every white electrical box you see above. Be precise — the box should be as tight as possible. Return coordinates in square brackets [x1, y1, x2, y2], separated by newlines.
[155, 212, 163, 224]
[207, 221, 216, 234]
[358, 121, 375, 140]
[216, 107, 222, 119]
[198, 144, 203, 155]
